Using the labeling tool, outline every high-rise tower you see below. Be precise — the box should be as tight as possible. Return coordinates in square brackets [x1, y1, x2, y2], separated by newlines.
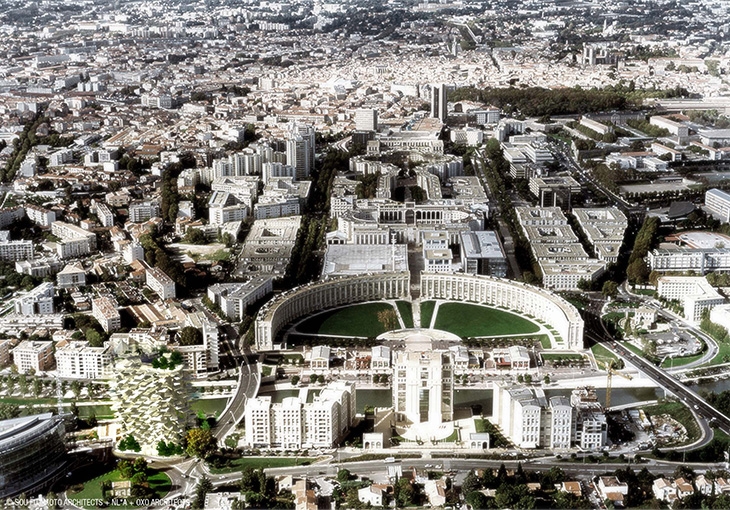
[286, 123, 316, 180]
[431, 83, 448, 122]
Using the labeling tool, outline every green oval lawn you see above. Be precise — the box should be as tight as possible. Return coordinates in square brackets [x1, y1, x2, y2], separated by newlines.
[433, 302, 540, 337]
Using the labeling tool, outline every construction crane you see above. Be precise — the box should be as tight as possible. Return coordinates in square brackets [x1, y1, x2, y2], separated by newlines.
[598, 358, 633, 409]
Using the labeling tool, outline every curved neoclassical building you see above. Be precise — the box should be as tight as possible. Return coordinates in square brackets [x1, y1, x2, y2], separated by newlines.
[255, 272, 411, 350]
[420, 273, 584, 349]
[255, 271, 584, 351]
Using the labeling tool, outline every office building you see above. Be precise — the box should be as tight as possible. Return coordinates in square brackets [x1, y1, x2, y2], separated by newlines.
[431, 83, 448, 122]
[355, 108, 378, 131]
[572, 208, 628, 263]
[657, 276, 725, 323]
[705, 188, 730, 222]
[0, 413, 67, 499]
[460, 231, 508, 277]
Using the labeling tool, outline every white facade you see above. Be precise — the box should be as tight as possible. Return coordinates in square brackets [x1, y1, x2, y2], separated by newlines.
[55, 340, 113, 379]
[145, 266, 176, 300]
[208, 277, 273, 322]
[705, 188, 730, 222]
[243, 381, 355, 449]
[393, 348, 453, 425]
[13, 340, 54, 373]
[14, 282, 54, 316]
[92, 296, 121, 333]
[657, 276, 725, 323]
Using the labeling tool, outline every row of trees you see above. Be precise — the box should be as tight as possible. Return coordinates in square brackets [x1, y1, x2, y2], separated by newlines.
[626, 216, 660, 285]
[481, 139, 540, 283]
[450, 86, 636, 118]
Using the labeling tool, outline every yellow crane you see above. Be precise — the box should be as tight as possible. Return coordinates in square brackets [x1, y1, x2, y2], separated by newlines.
[598, 358, 633, 409]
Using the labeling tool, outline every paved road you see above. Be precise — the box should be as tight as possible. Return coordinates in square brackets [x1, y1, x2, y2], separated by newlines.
[584, 310, 721, 451]
[213, 352, 260, 441]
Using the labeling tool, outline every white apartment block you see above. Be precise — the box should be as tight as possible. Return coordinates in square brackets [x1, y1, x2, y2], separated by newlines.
[92, 296, 121, 333]
[13, 340, 54, 373]
[579, 117, 611, 135]
[705, 188, 730, 222]
[56, 262, 86, 289]
[493, 386, 543, 448]
[262, 162, 296, 184]
[52, 221, 96, 259]
[0, 339, 10, 366]
[208, 191, 248, 225]
[14, 282, 54, 315]
[24, 204, 56, 227]
[516, 207, 606, 290]
[128, 200, 161, 223]
[145, 265, 176, 300]
[495, 385, 606, 450]
[57, 237, 93, 259]
[548, 396, 573, 449]
[110, 358, 192, 455]
[185, 311, 220, 371]
[657, 276, 725, 323]
[207, 277, 274, 322]
[55, 340, 113, 379]
[94, 203, 115, 227]
[16, 257, 63, 278]
[254, 196, 300, 220]
[0, 239, 33, 261]
[354, 108, 378, 131]
[244, 382, 355, 449]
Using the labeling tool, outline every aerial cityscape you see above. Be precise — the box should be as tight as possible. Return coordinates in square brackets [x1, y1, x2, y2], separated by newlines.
[2, 0, 730, 508]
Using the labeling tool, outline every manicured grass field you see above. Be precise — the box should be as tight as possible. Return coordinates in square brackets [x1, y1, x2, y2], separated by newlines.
[433, 303, 540, 337]
[420, 300, 436, 328]
[296, 302, 396, 337]
[591, 343, 618, 365]
[208, 457, 315, 474]
[396, 300, 414, 328]
[68, 469, 170, 508]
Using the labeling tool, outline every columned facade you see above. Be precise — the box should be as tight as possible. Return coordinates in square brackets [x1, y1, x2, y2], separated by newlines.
[420, 272, 584, 349]
[255, 272, 410, 350]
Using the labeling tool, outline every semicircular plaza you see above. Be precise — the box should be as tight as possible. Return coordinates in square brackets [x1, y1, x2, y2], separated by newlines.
[254, 272, 584, 351]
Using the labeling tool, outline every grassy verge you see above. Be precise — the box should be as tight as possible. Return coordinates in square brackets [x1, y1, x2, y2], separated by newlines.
[538, 335, 551, 349]
[663, 352, 705, 368]
[68, 469, 170, 509]
[396, 301, 414, 329]
[420, 301, 436, 329]
[208, 457, 315, 474]
[591, 343, 618, 366]
[541, 353, 583, 361]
